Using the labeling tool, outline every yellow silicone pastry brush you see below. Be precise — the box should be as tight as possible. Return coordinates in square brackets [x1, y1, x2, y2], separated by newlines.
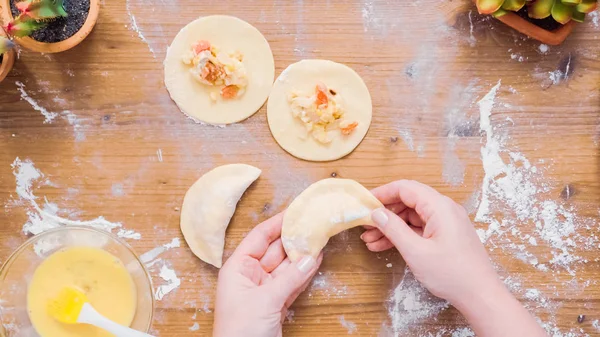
[48, 287, 153, 337]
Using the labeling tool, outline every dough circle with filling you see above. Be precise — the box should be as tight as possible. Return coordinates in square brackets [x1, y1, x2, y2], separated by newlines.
[267, 59, 372, 161]
[165, 15, 275, 125]
[282, 178, 383, 261]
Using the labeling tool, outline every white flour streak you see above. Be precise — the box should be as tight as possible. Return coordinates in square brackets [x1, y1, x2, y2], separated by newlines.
[589, 10, 599, 29]
[474, 81, 597, 272]
[140, 238, 181, 264]
[125, 0, 156, 58]
[338, 315, 357, 334]
[189, 322, 200, 331]
[361, 1, 385, 34]
[452, 327, 475, 337]
[592, 320, 600, 331]
[10, 158, 141, 241]
[15, 81, 58, 123]
[155, 263, 181, 300]
[398, 129, 415, 152]
[157, 149, 163, 162]
[387, 267, 449, 335]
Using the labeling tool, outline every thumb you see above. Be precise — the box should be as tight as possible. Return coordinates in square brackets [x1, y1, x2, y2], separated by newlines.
[371, 207, 424, 255]
[269, 255, 321, 305]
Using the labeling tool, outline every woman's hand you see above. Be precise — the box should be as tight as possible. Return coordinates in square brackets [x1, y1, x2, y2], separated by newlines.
[361, 180, 547, 337]
[213, 213, 322, 337]
[361, 180, 499, 305]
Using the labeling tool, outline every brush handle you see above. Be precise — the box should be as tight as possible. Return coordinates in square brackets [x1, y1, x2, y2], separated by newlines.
[78, 303, 154, 337]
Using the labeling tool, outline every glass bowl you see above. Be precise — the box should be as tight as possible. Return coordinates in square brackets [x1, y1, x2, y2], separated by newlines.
[0, 226, 154, 336]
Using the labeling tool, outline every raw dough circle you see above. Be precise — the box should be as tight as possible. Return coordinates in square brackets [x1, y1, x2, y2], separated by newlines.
[164, 15, 275, 125]
[282, 178, 383, 262]
[267, 59, 373, 162]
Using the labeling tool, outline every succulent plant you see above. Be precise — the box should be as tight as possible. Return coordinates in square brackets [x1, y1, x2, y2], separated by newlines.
[0, 37, 15, 54]
[5, 0, 67, 37]
[477, 0, 599, 24]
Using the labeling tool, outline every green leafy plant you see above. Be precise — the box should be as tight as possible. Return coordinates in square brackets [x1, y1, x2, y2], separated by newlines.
[5, 0, 67, 37]
[477, 0, 598, 24]
[0, 36, 15, 54]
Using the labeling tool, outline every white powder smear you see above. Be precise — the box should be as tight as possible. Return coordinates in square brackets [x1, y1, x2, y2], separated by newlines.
[155, 263, 181, 301]
[10, 158, 141, 245]
[452, 327, 475, 337]
[15, 81, 58, 123]
[387, 267, 449, 335]
[140, 238, 181, 264]
[125, 0, 156, 58]
[189, 322, 200, 331]
[474, 81, 597, 272]
[338, 315, 358, 334]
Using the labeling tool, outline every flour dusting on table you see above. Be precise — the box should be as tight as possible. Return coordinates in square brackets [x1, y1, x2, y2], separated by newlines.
[140, 237, 181, 264]
[339, 315, 358, 334]
[15, 81, 58, 124]
[155, 262, 181, 301]
[125, 0, 156, 58]
[9, 158, 141, 246]
[387, 267, 449, 335]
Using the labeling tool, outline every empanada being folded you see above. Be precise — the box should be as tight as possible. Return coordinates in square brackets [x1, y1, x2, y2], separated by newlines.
[282, 178, 383, 262]
[180, 164, 261, 268]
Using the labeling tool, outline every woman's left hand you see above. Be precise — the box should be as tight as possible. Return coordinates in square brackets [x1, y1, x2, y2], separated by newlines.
[213, 213, 323, 337]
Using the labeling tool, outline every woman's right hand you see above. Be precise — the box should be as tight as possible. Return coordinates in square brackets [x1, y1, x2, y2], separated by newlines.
[362, 180, 548, 337]
[361, 180, 501, 307]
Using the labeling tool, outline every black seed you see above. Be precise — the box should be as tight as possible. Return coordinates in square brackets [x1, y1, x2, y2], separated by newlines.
[331, 172, 337, 178]
[329, 89, 337, 95]
[577, 314, 585, 323]
[390, 136, 398, 143]
[103, 115, 111, 121]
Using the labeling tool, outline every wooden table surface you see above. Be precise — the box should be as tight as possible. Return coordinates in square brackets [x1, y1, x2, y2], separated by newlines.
[1, 0, 600, 336]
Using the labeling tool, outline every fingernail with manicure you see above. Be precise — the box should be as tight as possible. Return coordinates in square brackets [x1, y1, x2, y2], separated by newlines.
[371, 208, 388, 228]
[297, 256, 316, 273]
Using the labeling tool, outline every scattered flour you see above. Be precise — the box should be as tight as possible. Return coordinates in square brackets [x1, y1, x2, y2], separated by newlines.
[589, 10, 599, 29]
[155, 263, 181, 301]
[9, 158, 141, 246]
[308, 271, 350, 299]
[451, 327, 475, 337]
[285, 310, 295, 323]
[189, 322, 200, 331]
[15, 81, 58, 123]
[539, 44, 549, 54]
[157, 148, 163, 162]
[474, 81, 597, 273]
[125, 0, 156, 58]
[387, 267, 449, 335]
[140, 238, 181, 264]
[592, 320, 600, 331]
[338, 315, 358, 334]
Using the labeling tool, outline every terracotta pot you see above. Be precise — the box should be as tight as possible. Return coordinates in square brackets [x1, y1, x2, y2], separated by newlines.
[472, 1, 576, 45]
[0, 27, 15, 82]
[0, 0, 100, 53]
[496, 12, 576, 46]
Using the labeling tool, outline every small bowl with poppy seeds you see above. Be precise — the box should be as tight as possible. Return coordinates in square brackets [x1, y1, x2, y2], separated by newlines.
[1, 0, 100, 53]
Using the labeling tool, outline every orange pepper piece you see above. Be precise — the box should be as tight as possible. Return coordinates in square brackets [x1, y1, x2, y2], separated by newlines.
[315, 82, 329, 107]
[340, 122, 358, 135]
[221, 85, 240, 99]
[194, 40, 211, 54]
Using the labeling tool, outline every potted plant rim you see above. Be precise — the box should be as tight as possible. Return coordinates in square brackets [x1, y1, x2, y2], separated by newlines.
[475, 0, 598, 45]
[0, 0, 100, 53]
[0, 28, 15, 82]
